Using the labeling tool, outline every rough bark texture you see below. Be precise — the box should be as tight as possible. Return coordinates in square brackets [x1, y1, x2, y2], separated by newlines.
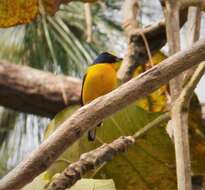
[164, 1, 192, 190]
[0, 60, 81, 117]
[0, 39, 205, 190]
[173, 62, 205, 190]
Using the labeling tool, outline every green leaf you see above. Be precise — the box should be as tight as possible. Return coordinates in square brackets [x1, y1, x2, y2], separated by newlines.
[22, 177, 116, 190]
[79, 105, 176, 190]
[43, 102, 205, 190]
[44, 104, 177, 190]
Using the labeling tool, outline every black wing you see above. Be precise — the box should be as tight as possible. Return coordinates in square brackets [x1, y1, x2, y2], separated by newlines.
[80, 73, 87, 106]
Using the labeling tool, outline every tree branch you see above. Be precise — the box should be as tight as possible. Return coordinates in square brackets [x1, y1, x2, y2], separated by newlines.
[46, 113, 170, 190]
[117, 0, 139, 80]
[172, 62, 205, 190]
[0, 60, 81, 117]
[163, 1, 191, 190]
[0, 39, 205, 190]
[180, 0, 205, 9]
[119, 8, 188, 81]
[184, 6, 201, 80]
[185, 6, 202, 190]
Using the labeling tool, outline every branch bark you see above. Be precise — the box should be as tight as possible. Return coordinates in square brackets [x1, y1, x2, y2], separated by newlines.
[0, 39, 205, 190]
[0, 60, 81, 117]
[164, 1, 191, 190]
[47, 113, 170, 190]
[172, 62, 205, 190]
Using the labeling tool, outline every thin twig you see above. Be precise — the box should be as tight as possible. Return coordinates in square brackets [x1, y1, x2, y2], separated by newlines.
[133, 112, 170, 138]
[138, 31, 154, 67]
[117, 0, 139, 81]
[1, 39, 205, 190]
[175, 62, 205, 108]
[47, 113, 170, 190]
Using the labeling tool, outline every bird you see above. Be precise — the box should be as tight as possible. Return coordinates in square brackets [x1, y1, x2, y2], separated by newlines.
[81, 52, 122, 141]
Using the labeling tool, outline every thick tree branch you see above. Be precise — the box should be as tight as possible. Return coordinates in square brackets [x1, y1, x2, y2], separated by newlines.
[0, 39, 205, 190]
[47, 113, 170, 190]
[0, 60, 81, 117]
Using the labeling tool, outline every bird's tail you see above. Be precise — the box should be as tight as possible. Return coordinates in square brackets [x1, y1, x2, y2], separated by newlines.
[88, 122, 102, 141]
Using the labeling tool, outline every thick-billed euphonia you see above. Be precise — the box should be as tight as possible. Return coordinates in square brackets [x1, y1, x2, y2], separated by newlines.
[81, 52, 122, 141]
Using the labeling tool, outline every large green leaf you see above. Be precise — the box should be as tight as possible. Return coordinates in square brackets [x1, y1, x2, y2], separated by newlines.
[78, 106, 176, 190]
[43, 102, 205, 190]
[44, 104, 177, 190]
[22, 176, 116, 190]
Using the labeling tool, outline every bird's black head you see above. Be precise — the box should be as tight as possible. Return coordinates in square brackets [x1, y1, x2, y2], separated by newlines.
[93, 52, 122, 64]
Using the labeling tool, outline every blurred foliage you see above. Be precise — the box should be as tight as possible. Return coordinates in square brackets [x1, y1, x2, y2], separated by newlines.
[0, 111, 49, 177]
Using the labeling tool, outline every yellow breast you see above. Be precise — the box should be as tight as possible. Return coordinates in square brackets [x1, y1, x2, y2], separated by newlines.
[82, 63, 117, 104]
